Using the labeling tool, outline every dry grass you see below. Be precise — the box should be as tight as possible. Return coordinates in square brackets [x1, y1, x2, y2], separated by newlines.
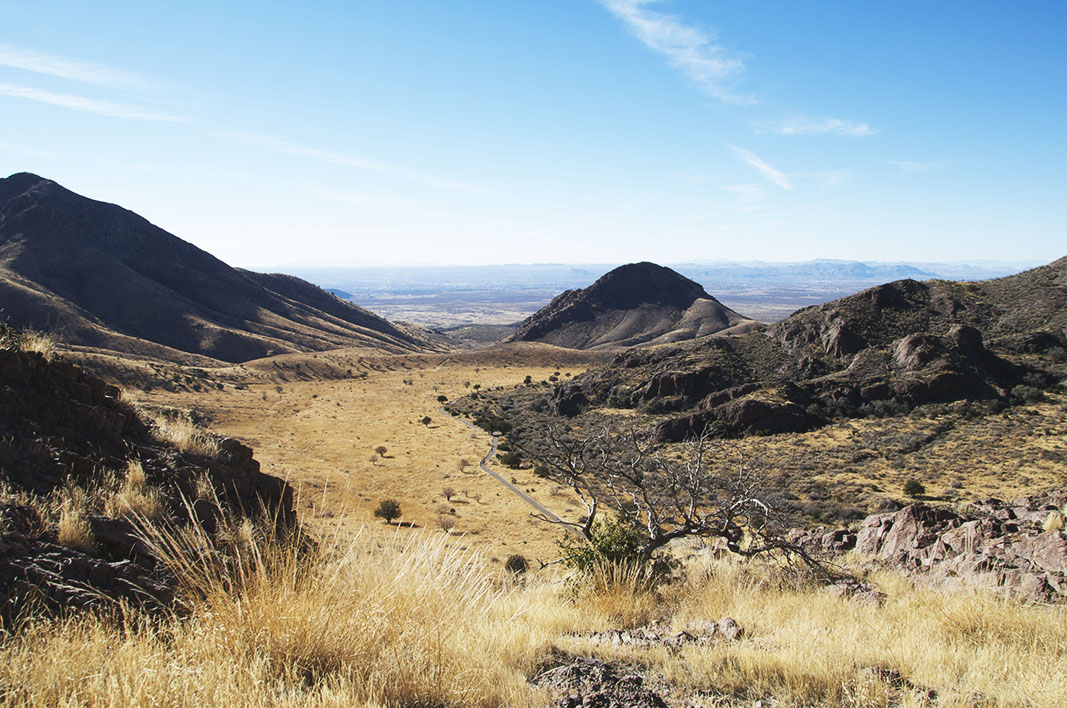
[18, 329, 58, 361]
[105, 459, 166, 521]
[135, 348, 590, 559]
[0, 521, 557, 707]
[2, 510, 1064, 707]
[147, 410, 222, 458]
[54, 486, 96, 553]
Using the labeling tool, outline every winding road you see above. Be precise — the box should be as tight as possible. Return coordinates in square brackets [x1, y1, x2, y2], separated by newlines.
[439, 406, 576, 533]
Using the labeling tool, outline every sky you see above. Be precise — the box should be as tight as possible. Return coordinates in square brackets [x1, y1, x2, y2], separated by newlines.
[0, 1, 1064, 269]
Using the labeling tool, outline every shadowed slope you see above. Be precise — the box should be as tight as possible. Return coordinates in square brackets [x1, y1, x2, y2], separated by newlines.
[0, 173, 429, 363]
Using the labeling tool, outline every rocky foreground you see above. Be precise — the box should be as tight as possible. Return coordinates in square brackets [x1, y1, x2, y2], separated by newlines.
[791, 494, 1067, 603]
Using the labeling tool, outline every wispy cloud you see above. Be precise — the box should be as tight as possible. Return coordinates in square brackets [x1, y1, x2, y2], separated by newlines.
[599, 0, 753, 104]
[728, 145, 792, 189]
[722, 183, 765, 202]
[0, 44, 146, 88]
[0, 83, 188, 122]
[775, 118, 877, 137]
[214, 131, 490, 194]
[0, 141, 65, 158]
[888, 160, 940, 173]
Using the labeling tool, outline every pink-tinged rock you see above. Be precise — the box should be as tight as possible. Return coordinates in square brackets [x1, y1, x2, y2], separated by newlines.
[1013, 532, 1067, 576]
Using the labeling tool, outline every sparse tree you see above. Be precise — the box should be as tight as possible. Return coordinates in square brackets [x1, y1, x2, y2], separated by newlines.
[514, 419, 821, 570]
[437, 514, 457, 533]
[375, 445, 388, 458]
[442, 486, 456, 501]
[373, 499, 401, 524]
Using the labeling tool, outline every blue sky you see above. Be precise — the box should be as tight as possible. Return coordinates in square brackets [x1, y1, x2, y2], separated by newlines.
[1, 1, 1063, 268]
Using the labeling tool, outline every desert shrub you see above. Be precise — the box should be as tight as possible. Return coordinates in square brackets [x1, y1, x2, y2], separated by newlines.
[1011, 384, 1045, 403]
[639, 397, 670, 414]
[532, 465, 551, 479]
[436, 395, 447, 403]
[504, 554, 528, 575]
[903, 478, 926, 498]
[498, 451, 522, 469]
[373, 499, 401, 524]
[557, 516, 672, 581]
[605, 389, 632, 409]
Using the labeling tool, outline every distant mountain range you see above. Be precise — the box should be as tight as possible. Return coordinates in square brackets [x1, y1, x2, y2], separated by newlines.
[0, 173, 428, 363]
[507, 262, 756, 349]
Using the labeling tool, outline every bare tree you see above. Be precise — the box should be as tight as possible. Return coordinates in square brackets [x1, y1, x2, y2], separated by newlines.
[514, 420, 812, 568]
[441, 486, 456, 502]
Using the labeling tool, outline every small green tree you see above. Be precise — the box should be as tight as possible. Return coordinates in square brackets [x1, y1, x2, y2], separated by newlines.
[374, 499, 401, 524]
[903, 478, 926, 498]
[436, 395, 448, 403]
[421, 416, 432, 426]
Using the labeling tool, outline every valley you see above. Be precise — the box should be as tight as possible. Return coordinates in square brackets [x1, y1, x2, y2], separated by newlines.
[2, 174, 1065, 706]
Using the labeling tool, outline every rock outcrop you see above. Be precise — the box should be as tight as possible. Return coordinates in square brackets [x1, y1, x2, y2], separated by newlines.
[546, 256, 1067, 435]
[791, 496, 1067, 602]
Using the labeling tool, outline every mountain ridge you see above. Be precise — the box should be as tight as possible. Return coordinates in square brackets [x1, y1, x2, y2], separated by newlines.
[0, 173, 430, 363]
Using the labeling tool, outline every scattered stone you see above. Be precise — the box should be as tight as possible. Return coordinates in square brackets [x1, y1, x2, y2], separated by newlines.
[532, 656, 669, 708]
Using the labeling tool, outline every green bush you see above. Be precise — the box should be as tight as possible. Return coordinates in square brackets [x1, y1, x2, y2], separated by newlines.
[373, 499, 401, 524]
[504, 554, 529, 575]
[499, 451, 522, 468]
[903, 479, 926, 498]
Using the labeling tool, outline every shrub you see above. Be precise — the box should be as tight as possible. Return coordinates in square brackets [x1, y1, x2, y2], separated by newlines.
[1011, 385, 1045, 403]
[436, 395, 447, 403]
[373, 499, 401, 524]
[903, 478, 926, 498]
[504, 554, 528, 575]
[533, 466, 551, 479]
[498, 451, 522, 469]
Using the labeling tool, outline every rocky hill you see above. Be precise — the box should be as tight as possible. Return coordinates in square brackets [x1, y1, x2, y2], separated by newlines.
[506, 262, 755, 350]
[546, 257, 1067, 438]
[0, 172, 429, 363]
[0, 326, 297, 619]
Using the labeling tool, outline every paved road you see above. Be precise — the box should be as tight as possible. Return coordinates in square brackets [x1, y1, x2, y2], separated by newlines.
[439, 406, 576, 532]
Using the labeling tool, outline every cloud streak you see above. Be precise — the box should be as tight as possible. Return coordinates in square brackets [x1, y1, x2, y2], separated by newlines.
[0, 83, 189, 122]
[776, 118, 877, 137]
[728, 145, 792, 189]
[599, 0, 752, 104]
[0, 44, 146, 88]
[888, 160, 940, 173]
[214, 131, 490, 194]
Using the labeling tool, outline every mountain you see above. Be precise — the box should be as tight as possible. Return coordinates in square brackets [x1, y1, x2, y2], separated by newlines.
[506, 262, 755, 349]
[0, 173, 428, 363]
[547, 257, 1067, 438]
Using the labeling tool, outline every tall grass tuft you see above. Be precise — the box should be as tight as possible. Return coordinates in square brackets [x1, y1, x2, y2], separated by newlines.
[146, 411, 221, 458]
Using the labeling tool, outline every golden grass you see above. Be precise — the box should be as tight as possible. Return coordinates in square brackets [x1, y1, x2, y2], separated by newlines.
[135, 349, 589, 559]
[2, 513, 1065, 707]
[18, 329, 58, 361]
[55, 487, 95, 554]
[0, 522, 557, 707]
[147, 410, 222, 458]
[105, 459, 166, 521]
